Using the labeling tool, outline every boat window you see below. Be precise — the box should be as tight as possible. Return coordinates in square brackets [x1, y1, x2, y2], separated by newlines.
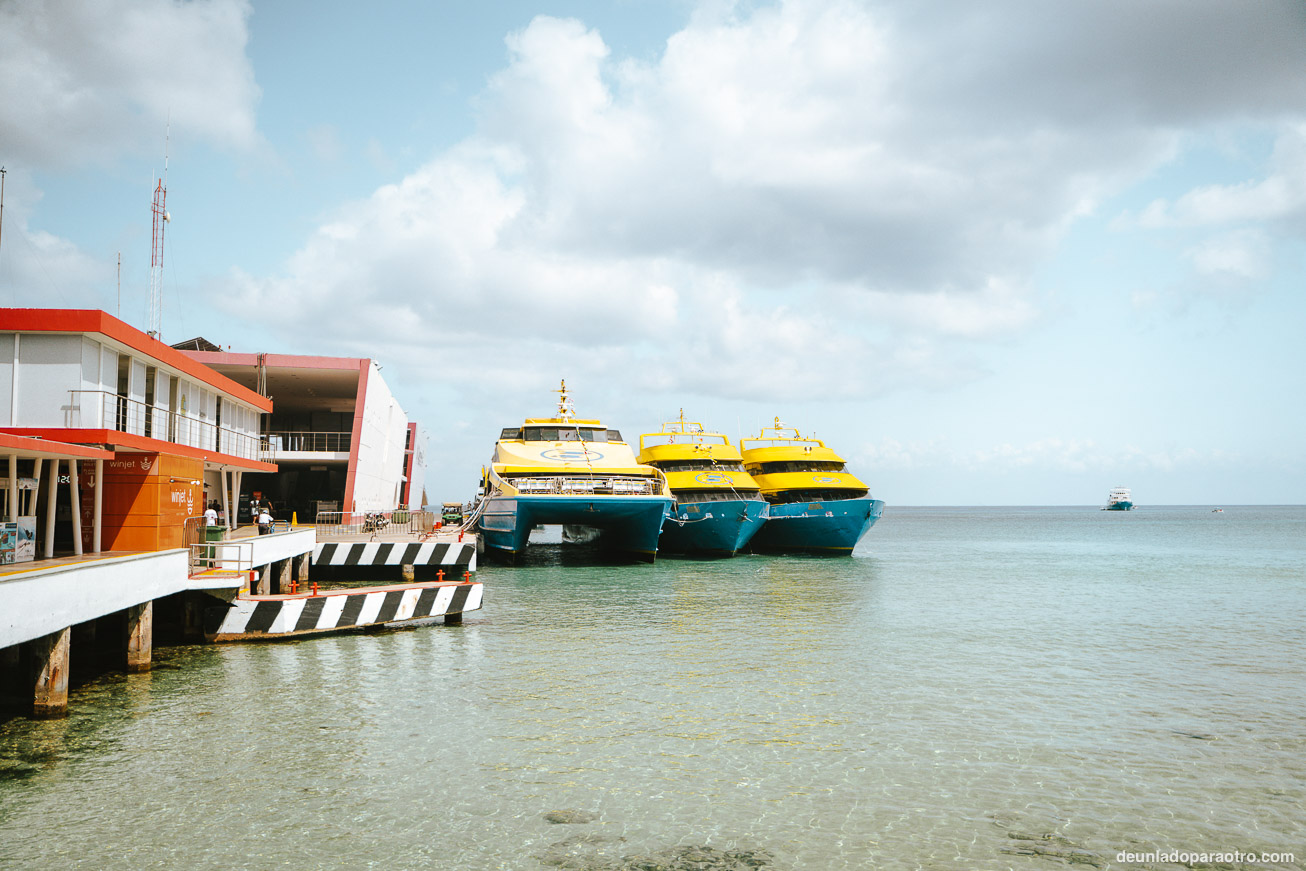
[764, 488, 869, 504]
[523, 427, 557, 441]
[675, 490, 762, 504]
[523, 426, 609, 442]
[656, 461, 746, 473]
[606, 430, 624, 443]
[750, 461, 846, 475]
[499, 427, 523, 440]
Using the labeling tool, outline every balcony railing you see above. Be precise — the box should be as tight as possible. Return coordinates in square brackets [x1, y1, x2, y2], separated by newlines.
[68, 390, 261, 461]
[260, 431, 352, 460]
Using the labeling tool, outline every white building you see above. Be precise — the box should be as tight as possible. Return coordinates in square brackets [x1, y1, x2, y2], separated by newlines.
[172, 344, 425, 520]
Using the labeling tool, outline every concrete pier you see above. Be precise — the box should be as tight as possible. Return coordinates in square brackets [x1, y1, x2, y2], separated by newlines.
[30, 628, 71, 719]
[125, 602, 152, 673]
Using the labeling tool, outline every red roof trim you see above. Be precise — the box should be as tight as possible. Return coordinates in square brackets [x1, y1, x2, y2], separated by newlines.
[0, 432, 115, 460]
[0, 309, 273, 412]
[182, 350, 368, 370]
[1, 428, 277, 472]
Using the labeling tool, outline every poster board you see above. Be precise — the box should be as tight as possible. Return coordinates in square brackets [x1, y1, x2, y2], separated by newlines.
[0, 522, 15, 564]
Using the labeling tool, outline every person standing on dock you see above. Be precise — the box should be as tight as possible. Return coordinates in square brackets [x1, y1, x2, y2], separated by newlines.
[204, 502, 219, 527]
[257, 506, 273, 535]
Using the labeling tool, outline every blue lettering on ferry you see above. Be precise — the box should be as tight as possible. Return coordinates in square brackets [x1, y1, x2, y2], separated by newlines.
[694, 472, 730, 484]
[541, 448, 603, 461]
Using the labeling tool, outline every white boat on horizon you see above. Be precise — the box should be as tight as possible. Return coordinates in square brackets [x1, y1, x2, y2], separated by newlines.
[1103, 486, 1134, 511]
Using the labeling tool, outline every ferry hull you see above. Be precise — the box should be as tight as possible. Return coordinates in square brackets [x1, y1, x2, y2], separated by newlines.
[659, 498, 769, 557]
[478, 494, 672, 561]
[1104, 502, 1134, 511]
[747, 497, 885, 556]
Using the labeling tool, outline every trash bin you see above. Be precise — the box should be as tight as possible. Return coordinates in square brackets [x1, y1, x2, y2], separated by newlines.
[203, 525, 225, 564]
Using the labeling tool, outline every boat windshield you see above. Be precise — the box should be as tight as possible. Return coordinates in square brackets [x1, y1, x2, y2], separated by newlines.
[751, 460, 846, 474]
[655, 461, 746, 473]
[522, 426, 609, 443]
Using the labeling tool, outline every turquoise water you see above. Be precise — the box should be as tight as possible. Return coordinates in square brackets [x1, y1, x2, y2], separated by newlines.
[1, 506, 1303, 869]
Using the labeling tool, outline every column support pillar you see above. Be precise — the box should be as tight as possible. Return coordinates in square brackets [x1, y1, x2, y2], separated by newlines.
[44, 459, 58, 558]
[232, 470, 243, 531]
[125, 602, 152, 673]
[93, 458, 103, 553]
[7, 452, 16, 521]
[69, 459, 82, 556]
[219, 467, 231, 534]
[31, 627, 71, 719]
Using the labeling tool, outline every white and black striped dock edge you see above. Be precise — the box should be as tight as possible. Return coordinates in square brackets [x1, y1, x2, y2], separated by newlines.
[313, 541, 477, 569]
[210, 584, 483, 640]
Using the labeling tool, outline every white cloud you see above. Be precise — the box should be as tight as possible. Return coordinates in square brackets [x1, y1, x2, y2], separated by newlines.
[236, 1, 1306, 399]
[1186, 229, 1272, 281]
[1129, 124, 1306, 230]
[0, 0, 260, 169]
[0, 0, 262, 312]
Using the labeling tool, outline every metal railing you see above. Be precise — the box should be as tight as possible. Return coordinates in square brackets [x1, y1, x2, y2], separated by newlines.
[189, 540, 255, 575]
[68, 390, 261, 460]
[184, 515, 231, 572]
[313, 509, 440, 539]
[504, 475, 663, 496]
[260, 431, 353, 458]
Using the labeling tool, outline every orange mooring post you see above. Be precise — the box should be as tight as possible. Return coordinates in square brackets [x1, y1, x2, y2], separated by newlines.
[458, 530, 464, 542]
[436, 569, 445, 582]
[463, 570, 471, 583]
[290, 579, 298, 594]
[311, 582, 319, 597]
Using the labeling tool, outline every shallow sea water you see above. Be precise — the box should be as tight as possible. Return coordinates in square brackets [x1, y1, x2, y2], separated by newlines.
[1, 506, 1303, 870]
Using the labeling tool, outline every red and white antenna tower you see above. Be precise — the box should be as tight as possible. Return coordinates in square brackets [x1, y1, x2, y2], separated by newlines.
[147, 126, 171, 338]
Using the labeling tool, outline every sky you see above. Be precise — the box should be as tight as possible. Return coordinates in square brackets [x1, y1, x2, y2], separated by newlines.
[1, 0, 1304, 506]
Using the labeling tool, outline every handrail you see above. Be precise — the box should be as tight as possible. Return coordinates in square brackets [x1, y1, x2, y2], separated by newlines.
[313, 509, 439, 538]
[184, 515, 233, 571]
[189, 539, 254, 574]
[68, 389, 261, 460]
[260, 431, 353, 455]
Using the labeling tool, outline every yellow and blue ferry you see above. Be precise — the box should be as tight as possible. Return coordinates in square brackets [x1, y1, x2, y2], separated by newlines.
[637, 411, 769, 557]
[740, 419, 884, 555]
[475, 381, 673, 562]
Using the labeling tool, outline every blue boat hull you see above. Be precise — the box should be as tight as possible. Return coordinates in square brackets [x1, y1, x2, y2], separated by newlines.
[747, 497, 885, 555]
[1105, 502, 1134, 511]
[478, 494, 672, 561]
[659, 498, 769, 557]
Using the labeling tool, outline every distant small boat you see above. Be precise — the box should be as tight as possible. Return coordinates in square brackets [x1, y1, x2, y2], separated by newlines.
[1211, 507, 1224, 513]
[1103, 486, 1134, 511]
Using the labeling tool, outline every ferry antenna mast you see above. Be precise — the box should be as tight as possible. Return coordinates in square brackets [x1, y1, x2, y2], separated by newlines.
[148, 126, 170, 339]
